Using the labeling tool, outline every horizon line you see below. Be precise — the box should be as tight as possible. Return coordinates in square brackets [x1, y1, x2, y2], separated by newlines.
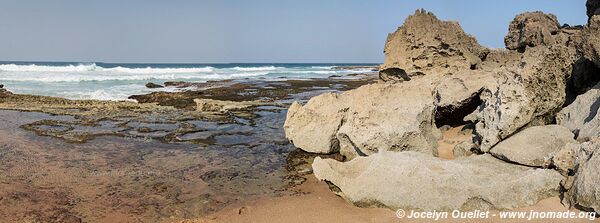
[0, 60, 383, 65]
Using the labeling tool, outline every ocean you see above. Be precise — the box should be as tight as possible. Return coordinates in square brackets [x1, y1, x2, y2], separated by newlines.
[0, 62, 378, 101]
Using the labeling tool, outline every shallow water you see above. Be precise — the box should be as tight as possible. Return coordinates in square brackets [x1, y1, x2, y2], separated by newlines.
[0, 107, 315, 222]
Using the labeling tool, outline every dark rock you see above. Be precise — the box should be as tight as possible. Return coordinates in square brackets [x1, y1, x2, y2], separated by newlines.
[129, 91, 204, 109]
[588, 0, 600, 22]
[145, 82, 164, 89]
[378, 68, 410, 82]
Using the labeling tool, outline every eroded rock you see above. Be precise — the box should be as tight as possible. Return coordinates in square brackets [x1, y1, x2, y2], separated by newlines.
[313, 152, 562, 211]
[472, 45, 572, 152]
[557, 82, 600, 141]
[562, 137, 600, 213]
[505, 12, 561, 51]
[489, 125, 576, 167]
[284, 79, 440, 157]
[381, 9, 487, 77]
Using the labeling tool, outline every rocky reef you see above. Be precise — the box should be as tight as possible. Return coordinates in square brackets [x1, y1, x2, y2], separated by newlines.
[285, 1, 600, 213]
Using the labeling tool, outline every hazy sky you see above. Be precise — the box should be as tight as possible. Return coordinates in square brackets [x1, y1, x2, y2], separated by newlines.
[0, 0, 587, 63]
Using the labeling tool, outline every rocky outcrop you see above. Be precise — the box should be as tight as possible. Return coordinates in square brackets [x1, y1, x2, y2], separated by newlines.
[0, 86, 12, 98]
[313, 151, 562, 211]
[472, 29, 574, 152]
[194, 98, 269, 112]
[489, 125, 577, 167]
[284, 79, 440, 158]
[504, 12, 561, 51]
[145, 82, 164, 88]
[560, 137, 600, 213]
[557, 82, 600, 141]
[581, 16, 600, 69]
[382, 9, 487, 77]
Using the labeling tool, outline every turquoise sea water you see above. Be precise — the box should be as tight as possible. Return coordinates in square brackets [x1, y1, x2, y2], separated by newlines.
[0, 62, 377, 100]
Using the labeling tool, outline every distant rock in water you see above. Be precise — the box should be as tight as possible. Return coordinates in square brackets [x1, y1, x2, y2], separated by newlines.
[0, 84, 4, 88]
[145, 82, 164, 89]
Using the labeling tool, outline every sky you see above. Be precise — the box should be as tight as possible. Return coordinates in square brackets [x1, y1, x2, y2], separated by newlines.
[0, 0, 587, 63]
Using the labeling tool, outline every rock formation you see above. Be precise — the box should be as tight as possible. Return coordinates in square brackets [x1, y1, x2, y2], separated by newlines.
[504, 12, 561, 51]
[284, 78, 440, 158]
[145, 82, 164, 88]
[381, 9, 487, 77]
[489, 125, 577, 167]
[194, 98, 269, 113]
[284, 2, 600, 213]
[313, 151, 562, 211]
[557, 82, 600, 141]
[559, 137, 600, 213]
[471, 12, 576, 152]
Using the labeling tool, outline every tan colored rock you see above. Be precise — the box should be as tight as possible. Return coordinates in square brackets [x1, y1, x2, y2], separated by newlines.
[434, 71, 496, 123]
[489, 125, 576, 167]
[284, 78, 440, 157]
[453, 141, 474, 158]
[284, 94, 349, 154]
[557, 82, 600, 141]
[504, 12, 561, 51]
[382, 9, 487, 77]
[472, 45, 572, 152]
[313, 151, 562, 211]
[581, 16, 600, 68]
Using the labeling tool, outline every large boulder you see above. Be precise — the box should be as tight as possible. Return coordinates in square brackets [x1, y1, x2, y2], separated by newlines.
[504, 12, 561, 51]
[557, 82, 600, 141]
[561, 137, 600, 213]
[489, 125, 576, 167]
[381, 9, 487, 77]
[284, 94, 349, 154]
[471, 45, 572, 152]
[313, 152, 562, 211]
[285, 79, 440, 158]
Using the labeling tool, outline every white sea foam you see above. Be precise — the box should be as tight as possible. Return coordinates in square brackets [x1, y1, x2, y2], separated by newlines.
[0, 63, 98, 72]
[0, 63, 376, 100]
[231, 66, 279, 71]
[0, 63, 214, 74]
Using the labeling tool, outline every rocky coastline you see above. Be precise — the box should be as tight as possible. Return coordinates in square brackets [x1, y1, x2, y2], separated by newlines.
[284, 0, 600, 214]
[0, 1, 598, 222]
